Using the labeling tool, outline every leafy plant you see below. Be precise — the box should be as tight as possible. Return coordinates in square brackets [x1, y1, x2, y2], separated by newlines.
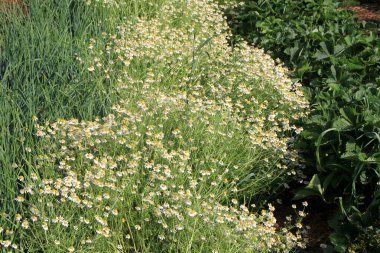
[225, 0, 380, 250]
[338, 0, 360, 6]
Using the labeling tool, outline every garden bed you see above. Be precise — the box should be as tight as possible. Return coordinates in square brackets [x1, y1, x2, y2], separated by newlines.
[0, 0, 378, 252]
[344, 2, 380, 21]
[0, 1, 309, 252]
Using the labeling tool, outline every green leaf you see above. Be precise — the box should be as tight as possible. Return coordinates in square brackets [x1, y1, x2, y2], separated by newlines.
[296, 63, 310, 78]
[288, 46, 300, 62]
[346, 61, 365, 71]
[332, 117, 351, 131]
[316, 128, 338, 169]
[354, 88, 367, 100]
[358, 152, 367, 162]
[320, 41, 333, 56]
[330, 65, 337, 81]
[314, 50, 330, 61]
[334, 44, 346, 55]
[339, 107, 357, 124]
[328, 82, 341, 92]
[359, 171, 368, 184]
[293, 174, 325, 200]
[293, 188, 322, 200]
[341, 151, 357, 160]
[307, 174, 323, 195]
[329, 232, 348, 253]
[345, 142, 358, 153]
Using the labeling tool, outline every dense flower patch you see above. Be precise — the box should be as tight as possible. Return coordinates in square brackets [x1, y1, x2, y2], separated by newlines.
[1, 0, 309, 252]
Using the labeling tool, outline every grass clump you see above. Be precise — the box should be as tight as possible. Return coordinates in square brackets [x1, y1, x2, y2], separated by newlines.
[2, 0, 309, 252]
[0, 0, 163, 250]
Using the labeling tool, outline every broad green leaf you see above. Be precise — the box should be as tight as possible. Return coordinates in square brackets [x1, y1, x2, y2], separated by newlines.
[341, 151, 357, 160]
[329, 232, 348, 253]
[296, 63, 310, 78]
[334, 44, 346, 55]
[358, 152, 367, 162]
[345, 142, 358, 153]
[320, 41, 333, 56]
[306, 174, 324, 195]
[313, 50, 330, 61]
[288, 46, 300, 61]
[339, 107, 357, 123]
[328, 82, 340, 92]
[332, 117, 351, 131]
[293, 188, 322, 200]
[331, 65, 337, 81]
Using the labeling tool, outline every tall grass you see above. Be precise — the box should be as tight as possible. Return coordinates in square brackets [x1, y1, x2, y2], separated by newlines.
[0, 0, 164, 245]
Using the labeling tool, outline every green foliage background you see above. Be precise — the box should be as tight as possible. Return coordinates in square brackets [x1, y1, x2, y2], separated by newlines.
[225, 0, 380, 251]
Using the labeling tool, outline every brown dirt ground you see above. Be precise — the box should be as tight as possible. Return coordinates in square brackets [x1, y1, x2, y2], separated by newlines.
[0, 0, 28, 16]
[344, 2, 380, 22]
[274, 198, 335, 252]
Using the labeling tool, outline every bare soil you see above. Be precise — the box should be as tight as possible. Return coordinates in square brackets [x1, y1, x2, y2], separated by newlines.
[345, 2, 380, 21]
[274, 198, 335, 252]
[0, 0, 28, 16]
